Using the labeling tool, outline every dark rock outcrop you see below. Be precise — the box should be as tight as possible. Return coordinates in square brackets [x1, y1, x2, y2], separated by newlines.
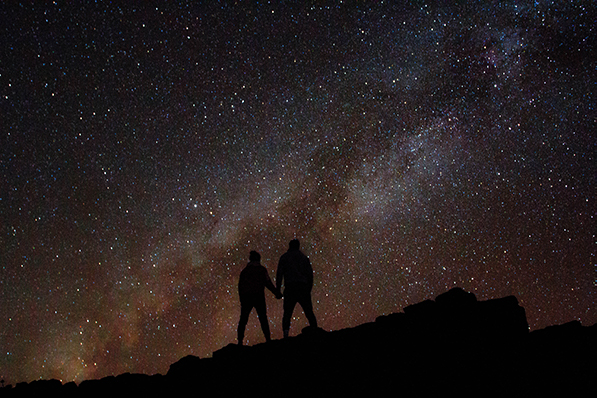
[2, 288, 595, 396]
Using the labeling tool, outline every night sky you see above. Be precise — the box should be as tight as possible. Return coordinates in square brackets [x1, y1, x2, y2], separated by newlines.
[1, 1, 595, 385]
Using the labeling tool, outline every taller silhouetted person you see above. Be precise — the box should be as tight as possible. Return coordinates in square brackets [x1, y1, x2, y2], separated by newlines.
[276, 239, 318, 338]
[237, 251, 281, 345]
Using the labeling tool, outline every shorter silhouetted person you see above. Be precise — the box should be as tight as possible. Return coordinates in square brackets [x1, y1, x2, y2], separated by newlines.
[237, 250, 281, 345]
[276, 239, 318, 338]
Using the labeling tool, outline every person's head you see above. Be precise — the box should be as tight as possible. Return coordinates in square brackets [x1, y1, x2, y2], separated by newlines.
[289, 239, 300, 251]
[249, 250, 261, 262]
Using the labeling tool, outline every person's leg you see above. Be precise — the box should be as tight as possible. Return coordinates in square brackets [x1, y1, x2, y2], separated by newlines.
[282, 288, 298, 337]
[254, 296, 271, 342]
[237, 300, 253, 345]
[298, 289, 318, 328]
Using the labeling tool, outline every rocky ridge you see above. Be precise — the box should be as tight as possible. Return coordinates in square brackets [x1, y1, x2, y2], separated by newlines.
[2, 287, 595, 396]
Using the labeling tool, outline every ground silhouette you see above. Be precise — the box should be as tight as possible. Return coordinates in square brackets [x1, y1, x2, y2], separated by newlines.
[2, 287, 595, 396]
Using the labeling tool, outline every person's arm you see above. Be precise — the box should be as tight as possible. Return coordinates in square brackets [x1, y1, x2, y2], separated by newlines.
[264, 268, 276, 293]
[276, 258, 284, 291]
[238, 268, 245, 295]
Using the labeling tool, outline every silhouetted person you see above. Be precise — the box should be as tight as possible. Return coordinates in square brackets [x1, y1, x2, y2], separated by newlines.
[237, 250, 281, 345]
[276, 239, 318, 338]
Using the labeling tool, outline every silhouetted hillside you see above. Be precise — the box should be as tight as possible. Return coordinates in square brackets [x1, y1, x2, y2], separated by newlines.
[2, 288, 595, 396]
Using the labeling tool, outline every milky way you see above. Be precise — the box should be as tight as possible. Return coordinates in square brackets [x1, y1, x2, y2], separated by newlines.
[1, 1, 595, 385]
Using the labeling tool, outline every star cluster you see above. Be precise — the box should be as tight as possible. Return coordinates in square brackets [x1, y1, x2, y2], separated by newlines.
[1, 1, 595, 385]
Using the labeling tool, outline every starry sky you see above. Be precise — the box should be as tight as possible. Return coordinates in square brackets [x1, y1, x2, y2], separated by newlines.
[1, 0, 595, 385]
